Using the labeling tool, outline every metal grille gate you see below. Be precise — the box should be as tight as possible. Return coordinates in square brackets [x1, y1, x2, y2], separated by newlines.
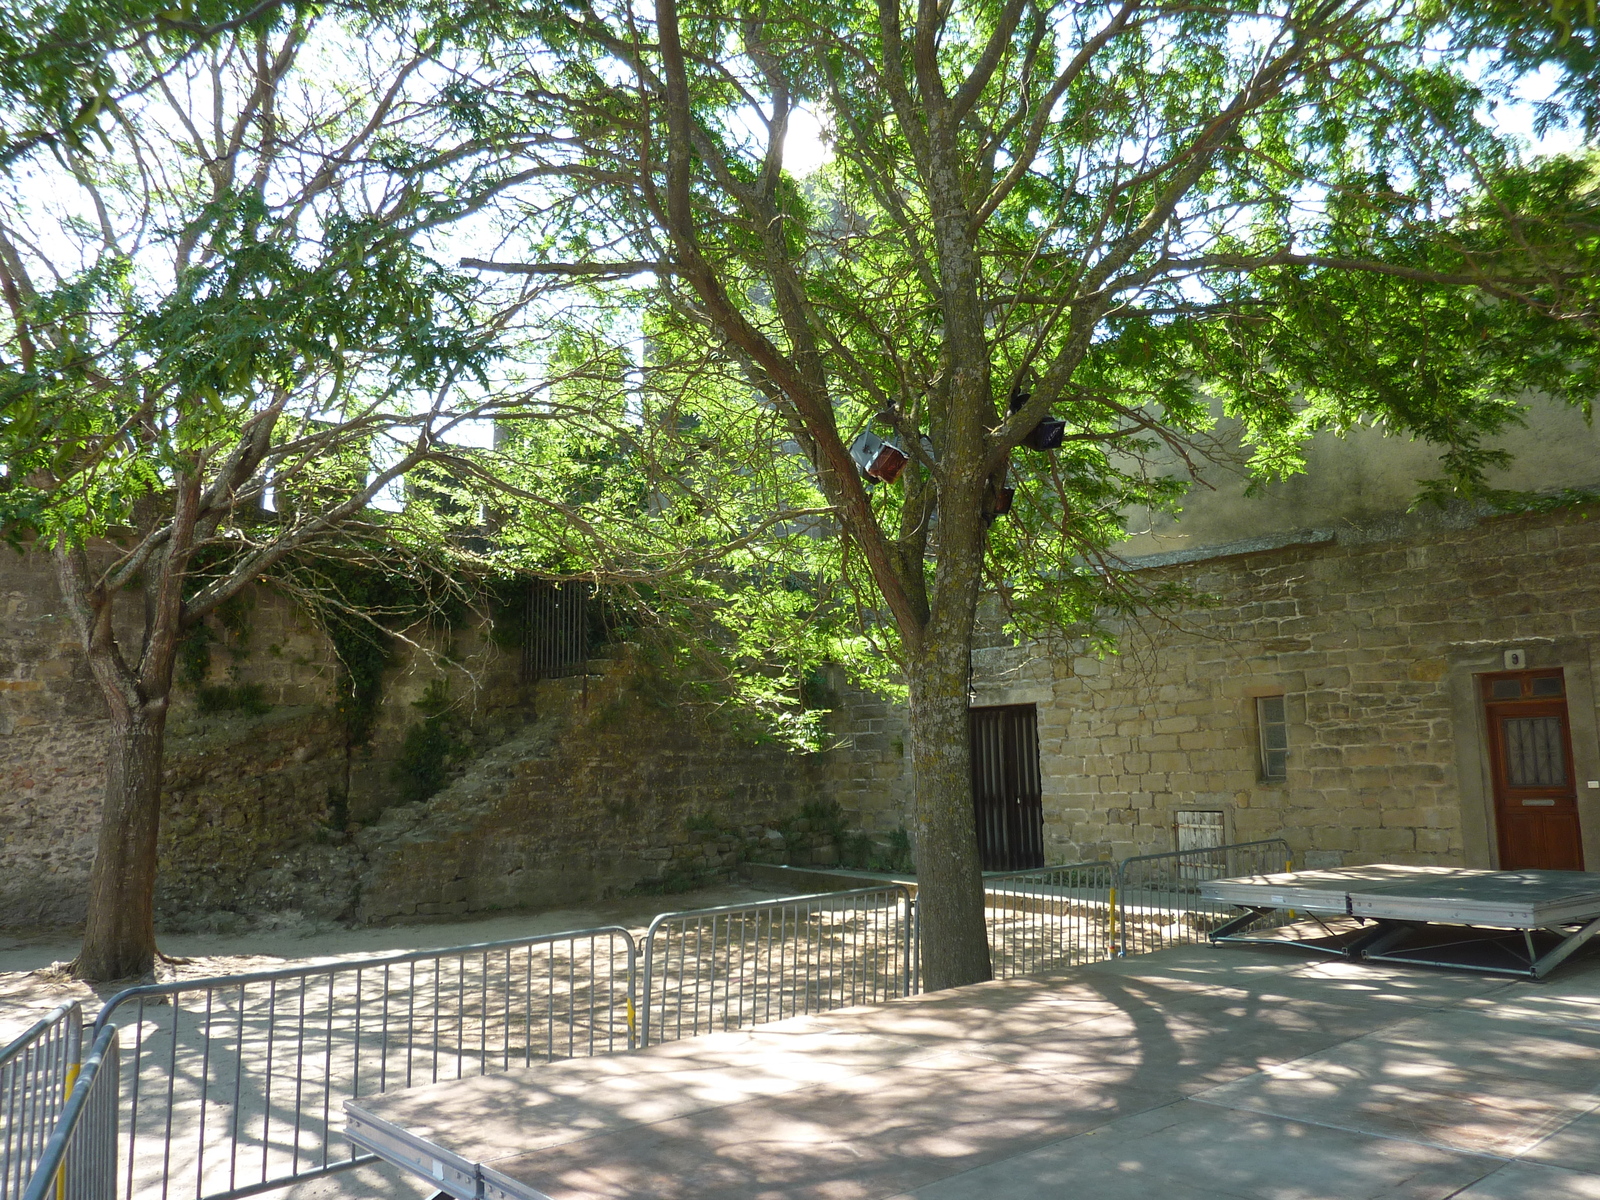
[522, 582, 589, 682]
[970, 704, 1044, 870]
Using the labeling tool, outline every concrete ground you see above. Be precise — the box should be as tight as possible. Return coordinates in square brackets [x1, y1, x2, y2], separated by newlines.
[346, 942, 1600, 1200]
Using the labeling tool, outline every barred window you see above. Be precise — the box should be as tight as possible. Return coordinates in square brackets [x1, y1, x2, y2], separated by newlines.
[1257, 695, 1288, 782]
[523, 581, 589, 682]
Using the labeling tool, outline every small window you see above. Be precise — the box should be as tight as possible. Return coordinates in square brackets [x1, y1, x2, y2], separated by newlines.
[1482, 671, 1566, 701]
[1257, 695, 1288, 782]
[1503, 716, 1567, 787]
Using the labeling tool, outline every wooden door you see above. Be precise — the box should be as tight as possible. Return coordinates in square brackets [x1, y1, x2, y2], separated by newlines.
[969, 704, 1044, 871]
[1482, 669, 1583, 870]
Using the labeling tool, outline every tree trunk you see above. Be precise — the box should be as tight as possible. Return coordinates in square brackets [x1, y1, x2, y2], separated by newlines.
[72, 706, 167, 982]
[907, 632, 993, 992]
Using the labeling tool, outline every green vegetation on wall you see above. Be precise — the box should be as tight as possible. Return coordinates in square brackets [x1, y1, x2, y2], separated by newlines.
[177, 587, 271, 715]
[392, 679, 468, 804]
[273, 548, 473, 744]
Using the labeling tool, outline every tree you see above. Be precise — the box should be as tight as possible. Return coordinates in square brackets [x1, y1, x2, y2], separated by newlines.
[429, 0, 1595, 989]
[0, 11, 510, 981]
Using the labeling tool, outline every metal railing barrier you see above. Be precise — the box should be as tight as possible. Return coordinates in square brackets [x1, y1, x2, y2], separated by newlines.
[983, 862, 1118, 979]
[20, 1026, 119, 1200]
[91, 926, 635, 1200]
[2, 1003, 84, 1200]
[1113, 839, 1294, 956]
[52, 850, 1308, 1200]
[639, 886, 915, 1047]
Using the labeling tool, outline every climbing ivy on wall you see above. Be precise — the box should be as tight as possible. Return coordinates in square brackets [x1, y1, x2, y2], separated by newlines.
[391, 679, 468, 803]
[272, 546, 472, 744]
[176, 569, 271, 715]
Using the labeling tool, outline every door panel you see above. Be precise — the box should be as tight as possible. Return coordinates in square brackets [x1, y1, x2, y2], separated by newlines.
[969, 704, 1044, 871]
[1482, 670, 1583, 871]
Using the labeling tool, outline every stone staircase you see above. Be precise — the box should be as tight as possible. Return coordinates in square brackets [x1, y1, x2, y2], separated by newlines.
[348, 656, 822, 924]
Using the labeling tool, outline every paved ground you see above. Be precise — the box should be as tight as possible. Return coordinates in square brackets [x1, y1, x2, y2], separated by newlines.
[347, 942, 1600, 1200]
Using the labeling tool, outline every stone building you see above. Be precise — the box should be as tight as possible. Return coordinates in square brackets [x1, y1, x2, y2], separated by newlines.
[830, 397, 1600, 874]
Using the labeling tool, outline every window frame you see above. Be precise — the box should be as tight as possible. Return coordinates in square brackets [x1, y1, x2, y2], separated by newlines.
[1256, 694, 1289, 783]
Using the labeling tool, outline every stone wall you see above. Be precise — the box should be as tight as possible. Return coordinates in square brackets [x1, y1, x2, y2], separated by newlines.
[1, 539, 518, 929]
[2, 542, 162, 926]
[828, 502, 1600, 871]
[348, 654, 828, 924]
[2, 542, 832, 932]
[19, 497, 1597, 933]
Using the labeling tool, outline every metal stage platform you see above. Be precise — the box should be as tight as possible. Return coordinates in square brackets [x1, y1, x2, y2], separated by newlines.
[1202, 864, 1600, 978]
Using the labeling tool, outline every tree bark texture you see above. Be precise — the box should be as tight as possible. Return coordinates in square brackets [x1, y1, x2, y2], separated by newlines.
[908, 645, 992, 992]
[54, 515, 191, 983]
[907, 493, 993, 991]
[73, 707, 167, 981]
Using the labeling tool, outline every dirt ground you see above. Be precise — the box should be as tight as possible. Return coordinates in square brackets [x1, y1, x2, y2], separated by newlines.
[0, 882, 782, 1045]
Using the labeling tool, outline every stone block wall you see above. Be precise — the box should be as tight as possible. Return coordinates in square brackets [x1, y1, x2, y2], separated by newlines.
[350, 657, 827, 924]
[3, 542, 159, 925]
[827, 502, 1600, 871]
[1, 539, 519, 929]
[2, 540, 833, 932]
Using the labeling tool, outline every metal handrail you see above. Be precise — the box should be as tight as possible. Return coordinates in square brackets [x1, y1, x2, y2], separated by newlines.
[1, 1006, 83, 1070]
[981, 861, 1117, 979]
[639, 885, 915, 1047]
[20, 1025, 117, 1200]
[91, 930, 637, 1038]
[1115, 838, 1293, 882]
[984, 860, 1113, 887]
[93, 926, 637, 1200]
[1113, 839, 1294, 955]
[60, 849, 1304, 1200]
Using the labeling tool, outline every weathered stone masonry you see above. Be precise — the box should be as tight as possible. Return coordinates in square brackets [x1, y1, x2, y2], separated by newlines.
[10, 500, 1598, 931]
[2, 543, 828, 931]
[829, 503, 1600, 871]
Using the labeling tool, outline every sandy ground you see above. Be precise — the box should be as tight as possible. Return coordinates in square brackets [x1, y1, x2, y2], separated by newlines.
[0, 881, 821, 1200]
[0, 883, 783, 1045]
[1, 884, 1200, 1200]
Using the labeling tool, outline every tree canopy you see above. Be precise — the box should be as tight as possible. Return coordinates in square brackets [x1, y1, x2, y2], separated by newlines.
[1, 0, 1594, 984]
[399, 0, 1596, 984]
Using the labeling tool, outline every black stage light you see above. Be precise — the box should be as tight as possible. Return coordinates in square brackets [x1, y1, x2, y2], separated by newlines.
[1022, 416, 1066, 450]
[1009, 383, 1064, 451]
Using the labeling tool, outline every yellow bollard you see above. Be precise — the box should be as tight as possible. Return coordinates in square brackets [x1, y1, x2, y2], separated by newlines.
[1107, 886, 1118, 953]
[56, 1061, 81, 1200]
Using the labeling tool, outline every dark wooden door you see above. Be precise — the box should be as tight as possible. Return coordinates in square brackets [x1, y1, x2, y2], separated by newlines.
[1482, 670, 1583, 870]
[969, 704, 1044, 870]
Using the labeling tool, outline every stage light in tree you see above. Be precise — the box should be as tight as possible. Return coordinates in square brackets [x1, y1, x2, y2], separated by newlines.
[982, 482, 1015, 527]
[848, 429, 909, 483]
[1009, 383, 1065, 451]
